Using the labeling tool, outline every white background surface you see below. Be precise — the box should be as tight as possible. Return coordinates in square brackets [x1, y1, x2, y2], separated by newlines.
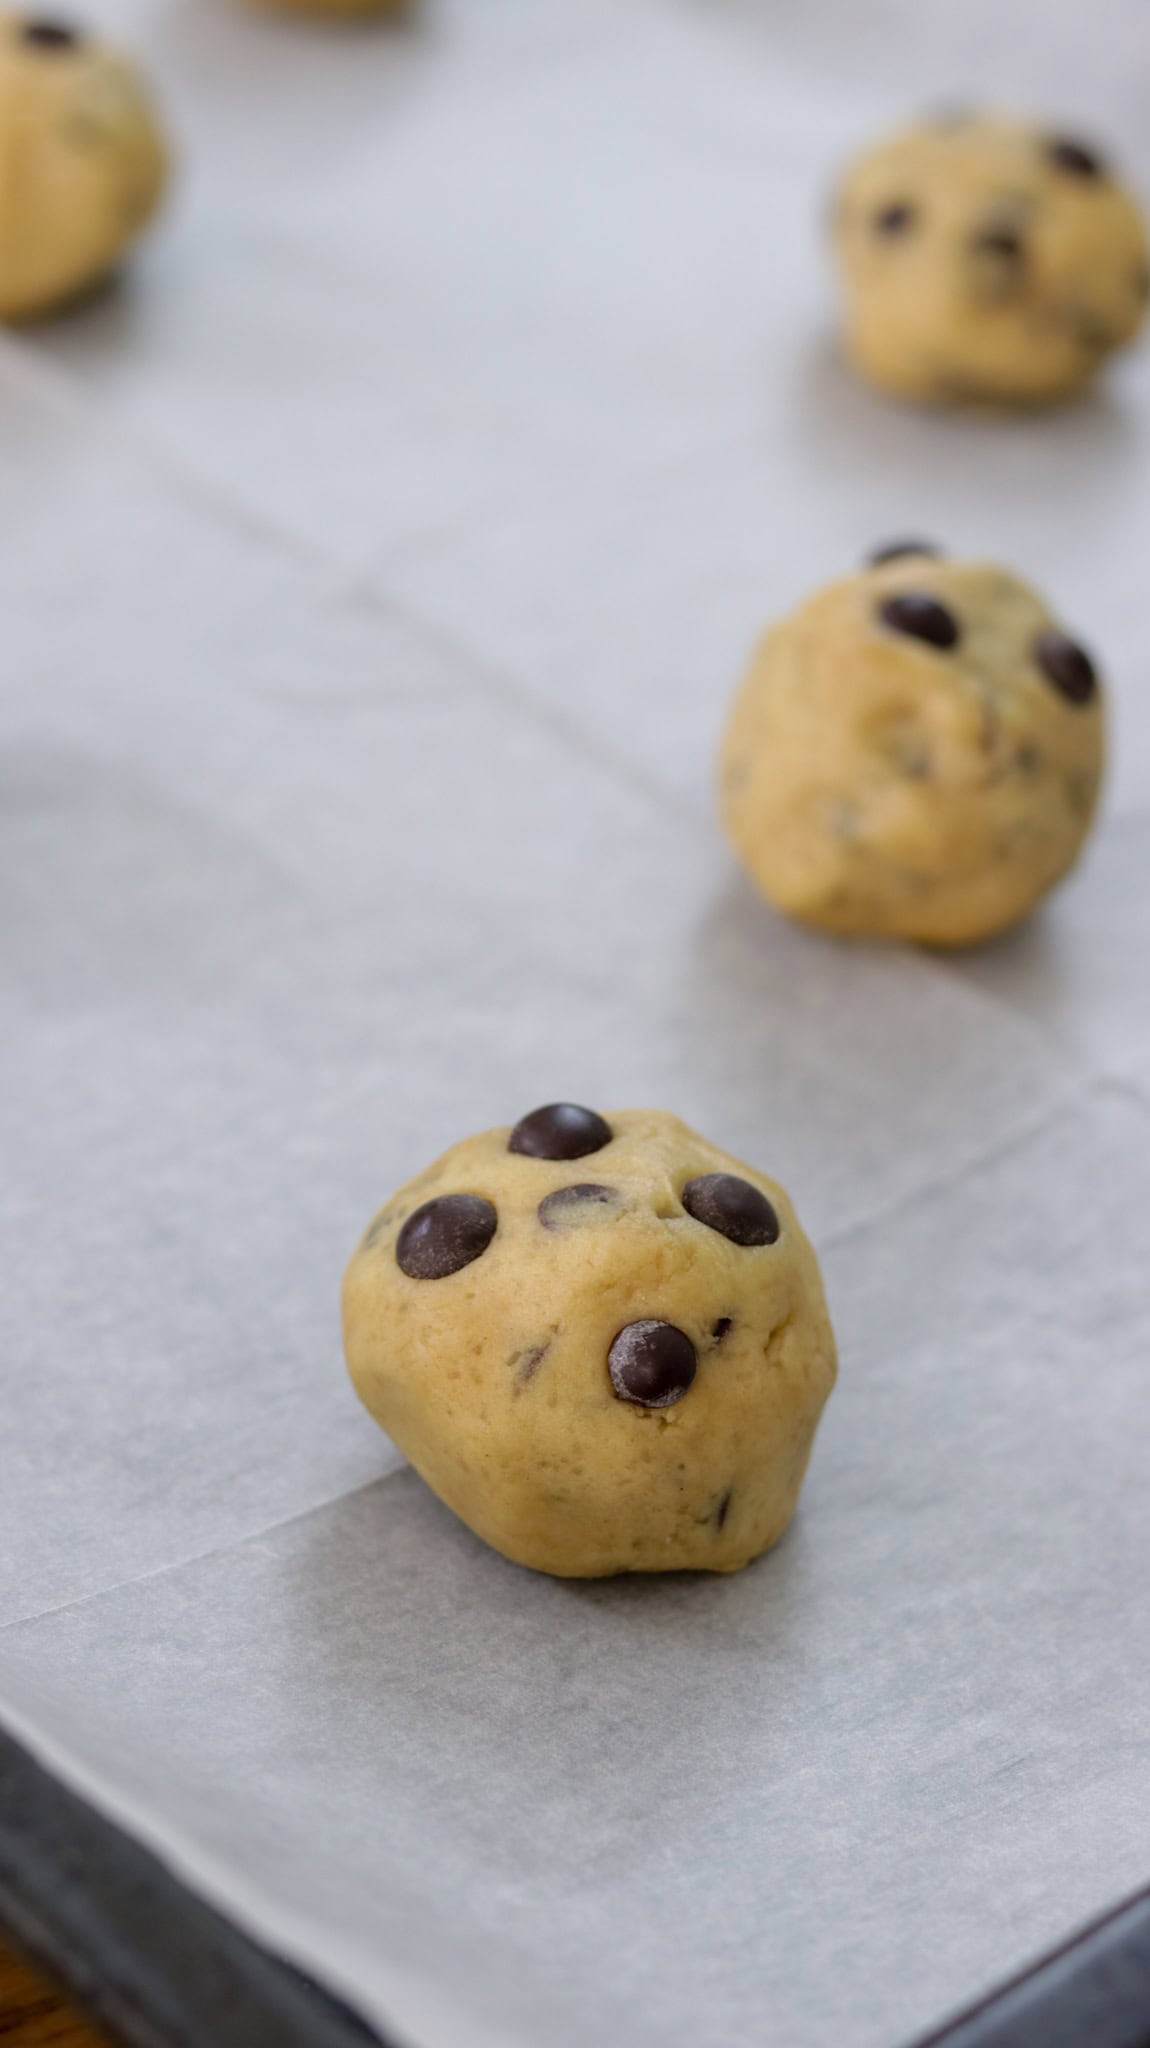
[2, 2, 1150, 2045]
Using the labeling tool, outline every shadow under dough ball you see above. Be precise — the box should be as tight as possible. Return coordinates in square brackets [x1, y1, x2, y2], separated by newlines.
[832, 110, 1149, 405]
[343, 1106, 837, 1577]
[718, 545, 1105, 947]
[0, 10, 168, 321]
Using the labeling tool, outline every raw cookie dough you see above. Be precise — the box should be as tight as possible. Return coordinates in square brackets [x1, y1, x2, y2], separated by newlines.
[343, 1104, 837, 1578]
[243, 0, 407, 21]
[720, 544, 1105, 947]
[833, 112, 1149, 404]
[0, 13, 167, 321]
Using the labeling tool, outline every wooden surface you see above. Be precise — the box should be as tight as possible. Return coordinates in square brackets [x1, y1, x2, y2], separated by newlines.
[0, 1941, 107, 2046]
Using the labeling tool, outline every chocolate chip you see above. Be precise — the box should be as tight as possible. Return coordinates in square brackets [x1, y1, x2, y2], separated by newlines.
[396, 1193, 497, 1279]
[538, 1183, 617, 1228]
[711, 1316, 734, 1344]
[1071, 310, 1115, 353]
[513, 1341, 550, 1388]
[1033, 629, 1098, 705]
[20, 16, 80, 43]
[1046, 135, 1106, 179]
[973, 224, 1025, 260]
[682, 1173, 780, 1247]
[867, 539, 943, 567]
[608, 1321, 697, 1409]
[874, 201, 916, 235]
[878, 591, 961, 650]
[716, 1489, 733, 1530]
[508, 1103, 612, 1161]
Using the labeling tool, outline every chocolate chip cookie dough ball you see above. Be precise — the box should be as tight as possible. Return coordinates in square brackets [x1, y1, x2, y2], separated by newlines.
[0, 14, 167, 321]
[243, 0, 407, 21]
[833, 112, 1148, 404]
[720, 545, 1105, 947]
[343, 1105, 837, 1578]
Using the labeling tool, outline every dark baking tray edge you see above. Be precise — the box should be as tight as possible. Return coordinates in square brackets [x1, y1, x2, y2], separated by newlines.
[0, 1719, 386, 2047]
[2, 1716, 1148, 2048]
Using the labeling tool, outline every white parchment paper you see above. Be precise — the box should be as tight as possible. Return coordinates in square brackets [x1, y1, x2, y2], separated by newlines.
[2, 2, 1149, 2044]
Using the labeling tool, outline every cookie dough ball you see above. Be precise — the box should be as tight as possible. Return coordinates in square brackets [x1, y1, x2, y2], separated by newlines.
[0, 14, 167, 322]
[243, 0, 407, 20]
[343, 1105, 837, 1578]
[833, 112, 1149, 404]
[720, 545, 1105, 947]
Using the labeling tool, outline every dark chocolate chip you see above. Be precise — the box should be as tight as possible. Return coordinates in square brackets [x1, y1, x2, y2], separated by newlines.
[867, 539, 943, 567]
[973, 223, 1026, 260]
[20, 16, 81, 43]
[1046, 135, 1106, 179]
[514, 1341, 550, 1388]
[682, 1173, 780, 1247]
[608, 1321, 697, 1409]
[508, 1103, 612, 1161]
[1071, 310, 1115, 353]
[396, 1193, 497, 1280]
[538, 1182, 617, 1228]
[716, 1489, 733, 1531]
[874, 200, 917, 235]
[711, 1316, 734, 1344]
[878, 591, 961, 651]
[1033, 629, 1098, 705]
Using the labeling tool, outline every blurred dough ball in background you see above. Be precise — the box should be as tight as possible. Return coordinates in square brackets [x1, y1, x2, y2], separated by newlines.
[0, 12, 167, 321]
[719, 544, 1105, 949]
[833, 112, 1149, 406]
[241, 0, 409, 21]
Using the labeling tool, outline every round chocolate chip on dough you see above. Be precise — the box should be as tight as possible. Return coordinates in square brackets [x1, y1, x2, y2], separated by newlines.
[878, 591, 961, 650]
[396, 1193, 497, 1280]
[682, 1173, 780, 1247]
[538, 1183, 618, 1228]
[1046, 135, 1106, 179]
[509, 1103, 612, 1161]
[20, 16, 81, 43]
[868, 539, 943, 567]
[1033, 630, 1098, 705]
[608, 1321, 697, 1409]
[874, 200, 917, 235]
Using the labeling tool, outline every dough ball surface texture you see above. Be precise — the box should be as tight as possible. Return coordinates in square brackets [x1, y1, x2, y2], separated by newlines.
[343, 1107, 837, 1578]
[834, 112, 1148, 404]
[0, 12, 168, 320]
[719, 549, 1105, 948]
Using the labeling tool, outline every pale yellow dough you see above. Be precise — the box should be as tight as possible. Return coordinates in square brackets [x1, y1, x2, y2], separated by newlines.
[720, 551, 1105, 948]
[343, 1108, 837, 1578]
[834, 113, 1148, 404]
[0, 13, 167, 321]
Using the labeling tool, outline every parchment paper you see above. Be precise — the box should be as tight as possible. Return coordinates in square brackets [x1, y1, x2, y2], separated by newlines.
[2, 2, 1149, 2045]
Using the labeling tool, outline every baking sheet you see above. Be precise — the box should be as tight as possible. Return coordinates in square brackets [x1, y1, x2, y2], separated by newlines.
[2, 1, 1150, 2044]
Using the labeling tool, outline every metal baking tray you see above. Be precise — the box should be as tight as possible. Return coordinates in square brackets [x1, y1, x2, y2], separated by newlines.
[2, 1721, 1148, 2048]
